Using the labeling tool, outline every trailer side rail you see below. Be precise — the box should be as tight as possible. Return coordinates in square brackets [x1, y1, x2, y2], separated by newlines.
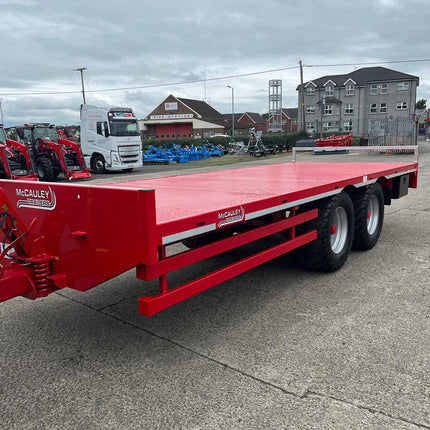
[292, 145, 419, 163]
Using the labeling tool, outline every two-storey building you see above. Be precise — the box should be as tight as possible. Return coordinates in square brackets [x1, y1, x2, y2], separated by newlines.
[297, 66, 419, 136]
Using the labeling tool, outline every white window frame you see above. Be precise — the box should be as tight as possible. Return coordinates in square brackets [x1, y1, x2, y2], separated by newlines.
[370, 84, 378, 95]
[306, 86, 316, 95]
[325, 85, 334, 97]
[344, 121, 353, 132]
[380, 83, 388, 94]
[344, 104, 354, 115]
[323, 121, 333, 132]
[306, 105, 315, 114]
[345, 83, 354, 96]
[306, 122, 315, 132]
[380, 103, 387, 113]
[396, 102, 408, 110]
[397, 82, 409, 91]
[324, 104, 333, 115]
[370, 103, 377, 114]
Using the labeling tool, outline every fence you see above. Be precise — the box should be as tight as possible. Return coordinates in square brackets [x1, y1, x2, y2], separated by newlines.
[368, 118, 415, 148]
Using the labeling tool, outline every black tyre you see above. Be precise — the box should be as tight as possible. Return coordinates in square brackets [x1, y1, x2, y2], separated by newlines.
[36, 157, 56, 181]
[92, 155, 106, 174]
[352, 183, 384, 250]
[291, 192, 354, 272]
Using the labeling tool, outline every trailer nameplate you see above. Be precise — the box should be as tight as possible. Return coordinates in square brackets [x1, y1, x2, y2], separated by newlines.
[15, 186, 56, 211]
[218, 206, 245, 227]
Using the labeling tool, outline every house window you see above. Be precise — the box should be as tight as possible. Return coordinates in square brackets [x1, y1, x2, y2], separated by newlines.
[323, 121, 333, 132]
[380, 83, 388, 94]
[306, 105, 315, 114]
[370, 84, 378, 95]
[324, 104, 333, 115]
[306, 122, 315, 132]
[306, 86, 315, 95]
[345, 84, 354, 96]
[344, 121, 353, 132]
[380, 103, 387, 113]
[396, 102, 408, 110]
[292, 119, 298, 125]
[397, 82, 409, 91]
[325, 85, 334, 96]
[370, 104, 377, 114]
[345, 104, 354, 115]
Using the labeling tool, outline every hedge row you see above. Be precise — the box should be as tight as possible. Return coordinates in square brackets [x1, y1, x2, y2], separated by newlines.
[141, 131, 312, 150]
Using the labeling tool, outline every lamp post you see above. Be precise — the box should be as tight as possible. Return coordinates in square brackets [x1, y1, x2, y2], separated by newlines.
[227, 85, 234, 138]
[74, 67, 87, 104]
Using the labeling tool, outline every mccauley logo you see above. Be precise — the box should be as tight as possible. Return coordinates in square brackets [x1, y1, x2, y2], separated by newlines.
[16, 186, 56, 211]
[218, 206, 245, 228]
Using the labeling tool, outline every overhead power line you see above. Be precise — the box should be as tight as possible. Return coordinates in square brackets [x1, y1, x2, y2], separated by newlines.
[0, 58, 429, 97]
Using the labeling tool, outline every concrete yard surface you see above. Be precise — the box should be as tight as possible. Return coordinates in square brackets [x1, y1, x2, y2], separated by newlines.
[1, 141, 429, 429]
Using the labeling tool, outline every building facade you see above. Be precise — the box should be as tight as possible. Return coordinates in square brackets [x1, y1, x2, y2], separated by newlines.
[140, 95, 227, 139]
[297, 67, 419, 136]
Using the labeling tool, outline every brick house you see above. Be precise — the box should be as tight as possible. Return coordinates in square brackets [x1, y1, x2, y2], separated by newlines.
[140, 95, 227, 139]
[224, 112, 267, 136]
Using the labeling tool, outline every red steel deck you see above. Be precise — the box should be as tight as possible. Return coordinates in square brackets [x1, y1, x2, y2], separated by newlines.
[107, 161, 418, 244]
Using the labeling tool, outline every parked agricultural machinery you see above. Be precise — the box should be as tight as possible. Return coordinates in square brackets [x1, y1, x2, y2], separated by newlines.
[13, 123, 90, 181]
[0, 124, 37, 181]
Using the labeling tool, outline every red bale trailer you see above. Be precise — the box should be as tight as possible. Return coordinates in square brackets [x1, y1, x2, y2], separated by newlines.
[0, 146, 418, 316]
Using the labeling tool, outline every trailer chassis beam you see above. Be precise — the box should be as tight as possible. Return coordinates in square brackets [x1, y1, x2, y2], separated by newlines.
[137, 208, 318, 316]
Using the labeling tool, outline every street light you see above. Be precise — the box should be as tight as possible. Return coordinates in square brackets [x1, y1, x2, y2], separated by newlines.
[74, 67, 87, 104]
[227, 85, 234, 138]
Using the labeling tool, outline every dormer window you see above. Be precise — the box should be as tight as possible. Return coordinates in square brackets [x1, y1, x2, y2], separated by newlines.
[325, 85, 334, 96]
[306, 86, 315, 95]
[345, 83, 354, 96]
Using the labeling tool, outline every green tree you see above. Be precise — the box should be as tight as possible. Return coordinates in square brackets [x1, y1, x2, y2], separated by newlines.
[416, 99, 427, 109]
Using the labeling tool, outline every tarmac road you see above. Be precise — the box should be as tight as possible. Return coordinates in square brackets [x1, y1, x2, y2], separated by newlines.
[1, 141, 429, 429]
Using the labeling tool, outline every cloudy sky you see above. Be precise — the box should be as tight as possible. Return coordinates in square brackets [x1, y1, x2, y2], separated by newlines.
[0, 0, 429, 126]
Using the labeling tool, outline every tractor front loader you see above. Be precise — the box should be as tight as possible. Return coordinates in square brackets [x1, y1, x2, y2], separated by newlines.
[0, 125, 37, 181]
[15, 123, 91, 181]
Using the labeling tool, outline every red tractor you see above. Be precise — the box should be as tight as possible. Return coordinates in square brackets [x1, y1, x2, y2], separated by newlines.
[14, 123, 90, 181]
[0, 125, 37, 180]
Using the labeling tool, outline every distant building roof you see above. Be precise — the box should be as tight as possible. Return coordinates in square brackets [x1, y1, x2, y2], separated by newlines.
[177, 97, 226, 125]
[282, 108, 298, 119]
[297, 66, 419, 90]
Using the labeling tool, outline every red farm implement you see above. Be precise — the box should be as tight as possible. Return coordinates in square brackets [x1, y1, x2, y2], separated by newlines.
[14, 123, 91, 181]
[0, 146, 419, 316]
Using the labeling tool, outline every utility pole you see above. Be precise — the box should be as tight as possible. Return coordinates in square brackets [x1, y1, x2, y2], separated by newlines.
[0, 99, 4, 125]
[74, 67, 87, 104]
[227, 86, 235, 138]
[299, 60, 305, 132]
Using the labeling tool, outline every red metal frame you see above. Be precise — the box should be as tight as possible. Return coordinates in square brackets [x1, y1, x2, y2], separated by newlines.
[0, 140, 38, 181]
[0, 159, 419, 315]
[36, 138, 91, 180]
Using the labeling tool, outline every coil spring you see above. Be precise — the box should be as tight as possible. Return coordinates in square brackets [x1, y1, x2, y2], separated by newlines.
[34, 261, 51, 294]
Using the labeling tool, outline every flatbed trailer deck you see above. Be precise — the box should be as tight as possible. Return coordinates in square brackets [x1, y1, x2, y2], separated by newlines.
[0, 152, 418, 316]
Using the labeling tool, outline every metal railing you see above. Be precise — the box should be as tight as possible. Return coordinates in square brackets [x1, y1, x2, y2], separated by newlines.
[292, 145, 419, 163]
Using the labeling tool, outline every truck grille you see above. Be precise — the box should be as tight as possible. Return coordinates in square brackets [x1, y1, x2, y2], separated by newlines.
[118, 145, 141, 164]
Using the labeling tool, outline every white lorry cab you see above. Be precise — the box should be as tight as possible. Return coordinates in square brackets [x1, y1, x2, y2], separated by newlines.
[80, 104, 143, 173]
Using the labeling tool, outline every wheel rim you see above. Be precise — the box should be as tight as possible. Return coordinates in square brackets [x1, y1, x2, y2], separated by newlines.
[95, 159, 104, 171]
[330, 206, 348, 254]
[367, 194, 380, 235]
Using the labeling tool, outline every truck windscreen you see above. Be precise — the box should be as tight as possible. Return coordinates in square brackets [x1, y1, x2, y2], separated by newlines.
[0, 128, 5, 142]
[108, 120, 140, 137]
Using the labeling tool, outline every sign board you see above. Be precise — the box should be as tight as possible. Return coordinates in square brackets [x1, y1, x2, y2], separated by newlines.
[165, 102, 178, 111]
[150, 114, 193, 120]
